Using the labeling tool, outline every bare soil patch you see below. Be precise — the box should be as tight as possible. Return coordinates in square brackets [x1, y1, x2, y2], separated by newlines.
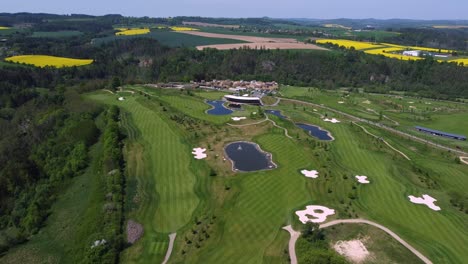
[177, 30, 299, 43]
[333, 239, 370, 263]
[126, 219, 144, 244]
[196, 42, 327, 50]
[182, 21, 240, 28]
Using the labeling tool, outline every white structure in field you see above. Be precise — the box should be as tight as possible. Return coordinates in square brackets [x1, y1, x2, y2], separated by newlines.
[408, 194, 441, 211]
[118, 97, 125, 101]
[192, 148, 207, 159]
[403, 50, 422, 57]
[300, 169, 319, 178]
[324, 118, 341, 123]
[355, 175, 370, 184]
[295, 205, 335, 223]
[231, 117, 247, 121]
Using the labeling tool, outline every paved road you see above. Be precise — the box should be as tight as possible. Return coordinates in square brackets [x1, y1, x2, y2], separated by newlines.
[280, 98, 468, 156]
[320, 219, 433, 264]
[282, 225, 301, 264]
[161, 233, 177, 264]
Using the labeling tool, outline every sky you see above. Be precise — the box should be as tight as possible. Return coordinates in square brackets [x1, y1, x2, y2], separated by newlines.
[3, 0, 468, 20]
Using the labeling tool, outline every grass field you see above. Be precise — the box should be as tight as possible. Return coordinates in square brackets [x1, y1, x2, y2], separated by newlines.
[280, 86, 468, 150]
[31, 31, 83, 38]
[4, 55, 93, 68]
[92, 31, 247, 47]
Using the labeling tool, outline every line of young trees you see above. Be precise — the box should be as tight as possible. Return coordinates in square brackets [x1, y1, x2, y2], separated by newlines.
[85, 106, 125, 263]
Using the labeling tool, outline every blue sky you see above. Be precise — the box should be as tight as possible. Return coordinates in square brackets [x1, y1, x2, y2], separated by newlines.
[3, 0, 468, 20]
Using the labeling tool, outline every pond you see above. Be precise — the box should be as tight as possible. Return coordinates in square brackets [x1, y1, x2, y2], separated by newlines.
[224, 141, 277, 172]
[296, 123, 333, 141]
[265, 110, 287, 119]
[206, 100, 233, 115]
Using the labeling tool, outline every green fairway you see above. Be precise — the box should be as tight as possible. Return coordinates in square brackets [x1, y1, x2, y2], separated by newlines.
[87, 92, 204, 262]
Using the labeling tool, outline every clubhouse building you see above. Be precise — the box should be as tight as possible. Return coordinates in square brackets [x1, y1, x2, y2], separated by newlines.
[224, 95, 263, 106]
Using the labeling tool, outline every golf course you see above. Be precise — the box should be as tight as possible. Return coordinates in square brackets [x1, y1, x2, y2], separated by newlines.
[84, 85, 467, 264]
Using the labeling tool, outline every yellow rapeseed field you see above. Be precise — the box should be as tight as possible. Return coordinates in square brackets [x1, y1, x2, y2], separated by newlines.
[363, 47, 422, 60]
[447, 58, 468, 66]
[316, 39, 384, 50]
[115, 28, 150, 36]
[169, 26, 199, 31]
[0, 26, 10, 30]
[5, 55, 93, 68]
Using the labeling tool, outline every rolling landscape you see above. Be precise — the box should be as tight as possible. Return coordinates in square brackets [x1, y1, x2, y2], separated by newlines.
[0, 5, 467, 264]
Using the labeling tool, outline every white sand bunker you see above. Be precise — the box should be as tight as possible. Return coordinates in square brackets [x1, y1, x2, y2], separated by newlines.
[231, 117, 247, 121]
[192, 148, 207, 159]
[118, 97, 125, 101]
[355, 175, 370, 184]
[313, 109, 318, 112]
[408, 194, 441, 211]
[295, 205, 335, 223]
[334, 240, 369, 263]
[338, 101, 345, 104]
[301, 169, 319, 179]
[362, 100, 371, 104]
[324, 118, 341, 123]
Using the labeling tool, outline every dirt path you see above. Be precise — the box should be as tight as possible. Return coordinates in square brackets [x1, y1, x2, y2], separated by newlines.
[102, 89, 115, 94]
[267, 117, 293, 139]
[161, 233, 177, 264]
[195, 42, 328, 51]
[227, 117, 269, 127]
[460, 156, 468, 165]
[280, 98, 468, 156]
[282, 225, 301, 264]
[352, 122, 411, 161]
[320, 219, 433, 264]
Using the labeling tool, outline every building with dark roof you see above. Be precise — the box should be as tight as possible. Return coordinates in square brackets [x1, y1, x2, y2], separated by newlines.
[415, 126, 466, 141]
[224, 95, 262, 105]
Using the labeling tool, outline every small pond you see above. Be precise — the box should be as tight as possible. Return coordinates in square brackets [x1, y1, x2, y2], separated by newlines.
[206, 100, 233, 115]
[224, 142, 277, 172]
[296, 123, 333, 141]
[265, 110, 287, 119]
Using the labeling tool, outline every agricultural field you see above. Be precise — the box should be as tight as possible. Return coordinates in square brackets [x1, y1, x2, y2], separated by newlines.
[177, 31, 326, 50]
[92, 31, 247, 47]
[31, 30, 83, 38]
[115, 28, 151, 36]
[4, 55, 93, 68]
[85, 87, 466, 264]
[316, 38, 465, 63]
[316, 39, 385, 50]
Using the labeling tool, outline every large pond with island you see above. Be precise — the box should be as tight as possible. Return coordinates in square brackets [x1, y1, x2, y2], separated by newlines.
[224, 141, 277, 172]
[206, 100, 233, 115]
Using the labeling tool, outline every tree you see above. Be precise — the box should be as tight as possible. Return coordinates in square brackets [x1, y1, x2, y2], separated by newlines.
[111, 77, 121, 91]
